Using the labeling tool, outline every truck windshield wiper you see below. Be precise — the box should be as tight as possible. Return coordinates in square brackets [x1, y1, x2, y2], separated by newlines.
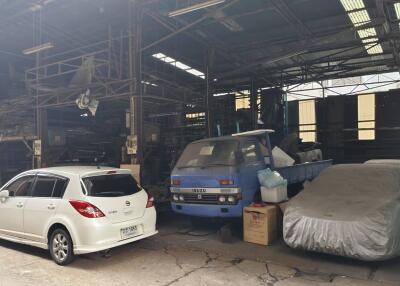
[203, 163, 234, 167]
[177, 163, 234, 169]
[177, 165, 203, 169]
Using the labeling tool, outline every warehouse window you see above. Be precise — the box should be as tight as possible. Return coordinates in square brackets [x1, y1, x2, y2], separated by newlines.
[235, 97, 250, 110]
[185, 112, 205, 119]
[298, 100, 316, 142]
[358, 93, 375, 140]
[235, 91, 250, 110]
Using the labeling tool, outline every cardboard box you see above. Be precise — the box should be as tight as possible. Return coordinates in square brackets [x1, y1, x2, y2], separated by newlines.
[243, 205, 277, 245]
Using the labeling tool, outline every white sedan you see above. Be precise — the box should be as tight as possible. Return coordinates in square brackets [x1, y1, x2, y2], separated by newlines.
[0, 166, 158, 265]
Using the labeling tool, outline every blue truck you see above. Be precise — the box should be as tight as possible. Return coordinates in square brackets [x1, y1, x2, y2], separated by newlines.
[170, 129, 332, 218]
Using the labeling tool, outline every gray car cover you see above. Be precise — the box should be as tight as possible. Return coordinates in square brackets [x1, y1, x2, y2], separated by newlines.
[365, 159, 400, 166]
[283, 164, 400, 261]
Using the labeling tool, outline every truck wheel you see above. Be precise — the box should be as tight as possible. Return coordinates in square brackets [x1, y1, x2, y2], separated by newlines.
[219, 224, 233, 243]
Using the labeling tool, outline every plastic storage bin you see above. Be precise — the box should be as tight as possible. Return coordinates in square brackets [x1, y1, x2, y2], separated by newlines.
[261, 185, 288, 203]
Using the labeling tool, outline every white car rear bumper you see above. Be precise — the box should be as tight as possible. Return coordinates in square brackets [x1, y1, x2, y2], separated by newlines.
[74, 230, 158, 254]
[72, 207, 157, 255]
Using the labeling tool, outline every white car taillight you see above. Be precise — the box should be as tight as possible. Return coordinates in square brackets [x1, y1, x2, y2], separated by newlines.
[69, 200, 105, 218]
[146, 192, 155, 208]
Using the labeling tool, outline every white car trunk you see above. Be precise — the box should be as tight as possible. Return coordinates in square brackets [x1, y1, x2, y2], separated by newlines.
[86, 190, 147, 223]
[81, 171, 148, 224]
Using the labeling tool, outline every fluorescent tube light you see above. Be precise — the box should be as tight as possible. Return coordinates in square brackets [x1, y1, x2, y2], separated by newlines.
[141, 80, 158, 87]
[23, 42, 54, 55]
[153, 53, 164, 59]
[186, 69, 205, 78]
[168, 0, 225, 17]
[152, 52, 205, 79]
[174, 62, 191, 70]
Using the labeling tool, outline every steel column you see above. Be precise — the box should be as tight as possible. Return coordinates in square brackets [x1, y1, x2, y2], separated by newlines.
[250, 80, 258, 129]
[129, 0, 143, 164]
[205, 48, 215, 137]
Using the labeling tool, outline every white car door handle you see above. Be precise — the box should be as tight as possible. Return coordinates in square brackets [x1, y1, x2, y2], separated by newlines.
[16, 202, 24, 208]
[48, 204, 55, 210]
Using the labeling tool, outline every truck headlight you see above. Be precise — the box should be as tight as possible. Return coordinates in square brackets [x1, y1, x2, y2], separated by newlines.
[179, 195, 185, 201]
[218, 196, 226, 203]
[227, 196, 235, 203]
[173, 194, 179, 201]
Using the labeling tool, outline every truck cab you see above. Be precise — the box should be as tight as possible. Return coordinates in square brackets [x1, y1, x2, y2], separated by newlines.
[170, 129, 331, 218]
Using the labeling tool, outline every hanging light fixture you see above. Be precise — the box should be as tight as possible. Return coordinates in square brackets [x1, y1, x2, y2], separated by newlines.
[168, 0, 225, 17]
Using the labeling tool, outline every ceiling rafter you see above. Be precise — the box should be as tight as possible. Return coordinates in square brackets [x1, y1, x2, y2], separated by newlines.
[375, 0, 400, 68]
[141, 0, 240, 52]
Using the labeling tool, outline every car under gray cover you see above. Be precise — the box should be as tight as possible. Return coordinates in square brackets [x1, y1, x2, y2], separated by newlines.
[283, 164, 400, 261]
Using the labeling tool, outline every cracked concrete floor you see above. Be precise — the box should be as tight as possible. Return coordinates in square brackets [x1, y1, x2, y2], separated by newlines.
[0, 213, 399, 286]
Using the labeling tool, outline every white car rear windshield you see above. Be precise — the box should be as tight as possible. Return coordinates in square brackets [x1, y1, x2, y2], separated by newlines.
[82, 174, 140, 197]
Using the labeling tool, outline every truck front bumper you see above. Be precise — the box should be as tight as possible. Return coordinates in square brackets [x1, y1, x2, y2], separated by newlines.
[171, 202, 244, 218]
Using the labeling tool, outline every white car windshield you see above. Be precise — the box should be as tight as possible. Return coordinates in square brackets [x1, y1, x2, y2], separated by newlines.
[176, 140, 239, 168]
[82, 174, 140, 197]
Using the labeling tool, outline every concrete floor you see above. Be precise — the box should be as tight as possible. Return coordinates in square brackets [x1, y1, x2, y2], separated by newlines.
[0, 212, 399, 286]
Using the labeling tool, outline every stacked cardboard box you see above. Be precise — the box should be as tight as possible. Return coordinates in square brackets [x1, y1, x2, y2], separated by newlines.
[243, 205, 278, 246]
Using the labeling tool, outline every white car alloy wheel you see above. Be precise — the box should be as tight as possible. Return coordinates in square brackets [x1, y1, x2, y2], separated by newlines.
[50, 229, 74, 265]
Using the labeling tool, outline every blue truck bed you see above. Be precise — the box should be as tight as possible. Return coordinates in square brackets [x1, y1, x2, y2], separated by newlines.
[276, 159, 333, 184]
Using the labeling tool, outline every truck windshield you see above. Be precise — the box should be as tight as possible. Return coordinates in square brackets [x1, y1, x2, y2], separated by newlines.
[176, 140, 239, 168]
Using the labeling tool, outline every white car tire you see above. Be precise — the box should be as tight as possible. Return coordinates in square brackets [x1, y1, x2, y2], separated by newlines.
[49, 228, 75, 265]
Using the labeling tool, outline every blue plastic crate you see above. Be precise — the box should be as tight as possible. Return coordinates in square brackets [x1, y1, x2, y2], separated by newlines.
[277, 159, 333, 185]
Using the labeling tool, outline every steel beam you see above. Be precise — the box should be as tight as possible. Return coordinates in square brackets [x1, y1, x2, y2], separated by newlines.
[141, 0, 240, 52]
[375, 0, 400, 68]
[270, 0, 313, 39]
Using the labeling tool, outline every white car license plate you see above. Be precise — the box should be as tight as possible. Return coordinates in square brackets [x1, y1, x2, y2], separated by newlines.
[121, 225, 139, 239]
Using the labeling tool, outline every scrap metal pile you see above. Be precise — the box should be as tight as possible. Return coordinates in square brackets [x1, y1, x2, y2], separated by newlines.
[0, 96, 35, 139]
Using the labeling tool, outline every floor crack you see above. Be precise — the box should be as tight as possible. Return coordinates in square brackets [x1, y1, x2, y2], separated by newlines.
[163, 247, 183, 270]
[163, 266, 204, 286]
[256, 263, 280, 286]
[162, 249, 220, 286]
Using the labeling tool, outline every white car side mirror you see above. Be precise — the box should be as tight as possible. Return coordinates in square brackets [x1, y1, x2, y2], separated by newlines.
[0, 190, 9, 200]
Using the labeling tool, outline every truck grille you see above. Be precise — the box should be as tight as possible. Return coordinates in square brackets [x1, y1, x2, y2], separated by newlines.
[182, 194, 218, 204]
